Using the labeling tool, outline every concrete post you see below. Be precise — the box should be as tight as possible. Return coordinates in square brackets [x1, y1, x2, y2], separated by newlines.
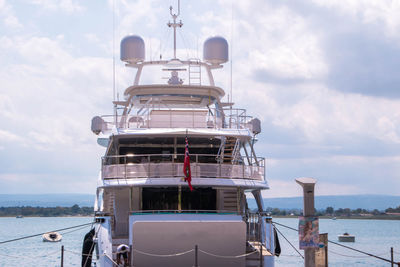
[296, 177, 317, 267]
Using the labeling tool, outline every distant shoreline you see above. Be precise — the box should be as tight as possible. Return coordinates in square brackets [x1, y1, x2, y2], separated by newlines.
[2, 213, 399, 220]
[272, 215, 400, 220]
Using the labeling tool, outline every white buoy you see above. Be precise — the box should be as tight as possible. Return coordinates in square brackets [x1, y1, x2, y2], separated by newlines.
[42, 232, 62, 242]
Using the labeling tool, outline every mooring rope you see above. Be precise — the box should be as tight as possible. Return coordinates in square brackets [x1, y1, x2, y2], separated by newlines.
[279, 254, 303, 258]
[132, 248, 194, 257]
[273, 224, 304, 259]
[103, 253, 119, 265]
[198, 249, 257, 258]
[60, 224, 91, 235]
[0, 249, 60, 260]
[329, 249, 390, 258]
[0, 222, 94, 245]
[272, 220, 398, 264]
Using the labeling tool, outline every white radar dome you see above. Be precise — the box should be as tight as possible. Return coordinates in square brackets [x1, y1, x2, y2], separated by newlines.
[120, 35, 145, 63]
[203, 36, 228, 65]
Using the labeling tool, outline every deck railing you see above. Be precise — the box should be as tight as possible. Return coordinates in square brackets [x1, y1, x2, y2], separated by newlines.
[130, 210, 239, 215]
[99, 107, 254, 131]
[102, 153, 265, 181]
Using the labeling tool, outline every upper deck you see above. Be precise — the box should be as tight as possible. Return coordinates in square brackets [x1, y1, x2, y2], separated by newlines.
[92, 27, 266, 190]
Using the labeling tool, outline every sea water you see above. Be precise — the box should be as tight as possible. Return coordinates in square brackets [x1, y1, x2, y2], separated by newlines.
[0, 217, 399, 266]
[275, 218, 400, 267]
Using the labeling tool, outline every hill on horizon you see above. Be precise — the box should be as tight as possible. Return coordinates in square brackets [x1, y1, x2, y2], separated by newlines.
[258, 194, 400, 211]
[0, 194, 94, 207]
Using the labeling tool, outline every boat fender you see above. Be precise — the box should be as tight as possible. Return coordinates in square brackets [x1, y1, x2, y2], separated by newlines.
[274, 227, 281, 256]
[82, 228, 95, 267]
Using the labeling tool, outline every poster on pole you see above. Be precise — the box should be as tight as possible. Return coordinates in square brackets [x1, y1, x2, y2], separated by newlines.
[299, 216, 319, 249]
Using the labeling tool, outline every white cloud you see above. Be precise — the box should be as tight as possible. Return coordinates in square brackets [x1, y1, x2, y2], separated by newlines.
[263, 179, 363, 198]
[29, 0, 84, 13]
[116, 0, 164, 37]
[0, 0, 22, 28]
[0, 34, 113, 152]
[0, 129, 24, 143]
[0, 173, 97, 193]
[1, 0, 399, 196]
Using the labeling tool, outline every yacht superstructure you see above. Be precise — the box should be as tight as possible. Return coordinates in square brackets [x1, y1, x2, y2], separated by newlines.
[89, 4, 278, 267]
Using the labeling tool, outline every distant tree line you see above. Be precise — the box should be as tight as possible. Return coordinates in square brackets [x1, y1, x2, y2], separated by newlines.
[385, 206, 400, 213]
[1, 204, 399, 217]
[0, 204, 94, 217]
[263, 206, 400, 217]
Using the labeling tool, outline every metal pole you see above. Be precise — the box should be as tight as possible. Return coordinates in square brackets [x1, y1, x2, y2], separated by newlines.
[259, 214, 262, 267]
[296, 177, 317, 267]
[391, 247, 394, 267]
[178, 185, 182, 212]
[194, 244, 198, 267]
[61, 245, 64, 267]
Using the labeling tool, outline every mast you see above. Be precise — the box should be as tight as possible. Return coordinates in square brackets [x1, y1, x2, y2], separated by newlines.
[167, 0, 183, 59]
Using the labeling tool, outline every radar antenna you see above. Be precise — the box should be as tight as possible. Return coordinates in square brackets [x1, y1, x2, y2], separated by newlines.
[167, 0, 183, 59]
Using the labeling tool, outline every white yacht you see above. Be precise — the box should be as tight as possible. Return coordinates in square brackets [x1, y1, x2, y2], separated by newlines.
[89, 4, 278, 267]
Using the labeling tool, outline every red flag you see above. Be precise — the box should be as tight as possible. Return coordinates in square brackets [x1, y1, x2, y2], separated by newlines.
[183, 137, 193, 191]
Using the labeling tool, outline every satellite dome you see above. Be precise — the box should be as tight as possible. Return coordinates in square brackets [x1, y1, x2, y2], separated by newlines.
[120, 35, 145, 63]
[203, 36, 228, 65]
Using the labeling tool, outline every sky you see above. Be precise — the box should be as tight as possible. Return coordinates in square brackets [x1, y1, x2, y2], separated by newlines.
[0, 0, 399, 197]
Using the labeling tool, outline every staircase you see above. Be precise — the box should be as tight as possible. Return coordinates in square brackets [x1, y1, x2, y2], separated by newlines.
[221, 189, 238, 212]
[223, 137, 238, 163]
[188, 59, 201, 85]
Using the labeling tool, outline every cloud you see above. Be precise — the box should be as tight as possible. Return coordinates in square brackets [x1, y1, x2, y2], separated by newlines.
[1, 0, 399, 197]
[28, 0, 84, 13]
[0, 129, 24, 143]
[0, 0, 22, 28]
[0, 173, 97, 193]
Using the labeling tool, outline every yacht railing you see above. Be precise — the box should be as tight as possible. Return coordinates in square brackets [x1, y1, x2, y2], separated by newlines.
[130, 210, 238, 215]
[99, 107, 254, 131]
[101, 153, 265, 181]
[247, 212, 263, 243]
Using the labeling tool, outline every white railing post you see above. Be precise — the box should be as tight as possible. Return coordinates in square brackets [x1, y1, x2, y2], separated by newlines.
[124, 156, 127, 179]
[148, 155, 151, 177]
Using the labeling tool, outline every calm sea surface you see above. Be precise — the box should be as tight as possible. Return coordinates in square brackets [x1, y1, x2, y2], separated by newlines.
[0, 217, 399, 266]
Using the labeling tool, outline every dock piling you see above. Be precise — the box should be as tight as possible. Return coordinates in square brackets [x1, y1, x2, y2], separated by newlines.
[194, 244, 198, 267]
[296, 177, 317, 267]
[61, 245, 64, 267]
[391, 247, 393, 267]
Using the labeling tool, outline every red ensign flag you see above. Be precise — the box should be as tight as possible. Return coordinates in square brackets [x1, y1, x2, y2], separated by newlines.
[183, 137, 193, 191]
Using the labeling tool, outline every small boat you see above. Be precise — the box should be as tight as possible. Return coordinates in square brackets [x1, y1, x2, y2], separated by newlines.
[332, 217, 337, 220]
[42, 232, 62, 242]
[16, 215, 24, 218]
[338, 232, 355, 242]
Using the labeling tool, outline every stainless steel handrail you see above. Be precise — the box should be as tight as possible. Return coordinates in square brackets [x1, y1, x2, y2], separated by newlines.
[101, 153, 265, 181]
[99, 107, 253, 130]
[102, 153, 264, 165]
[130, 210, 240, 214]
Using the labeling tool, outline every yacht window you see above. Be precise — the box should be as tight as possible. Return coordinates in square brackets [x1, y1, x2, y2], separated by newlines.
[142, 187, 178, 210]
[181, 187, 216, 211]
[116, 137, 221, 164]
[142, 187, 216, 211]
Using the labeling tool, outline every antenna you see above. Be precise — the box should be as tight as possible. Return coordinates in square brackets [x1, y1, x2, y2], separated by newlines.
[230, 0, 233, 106]
[112, 0, 117, 123]
[167, 0, 183, 59]
[112, 0, 116, 102]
